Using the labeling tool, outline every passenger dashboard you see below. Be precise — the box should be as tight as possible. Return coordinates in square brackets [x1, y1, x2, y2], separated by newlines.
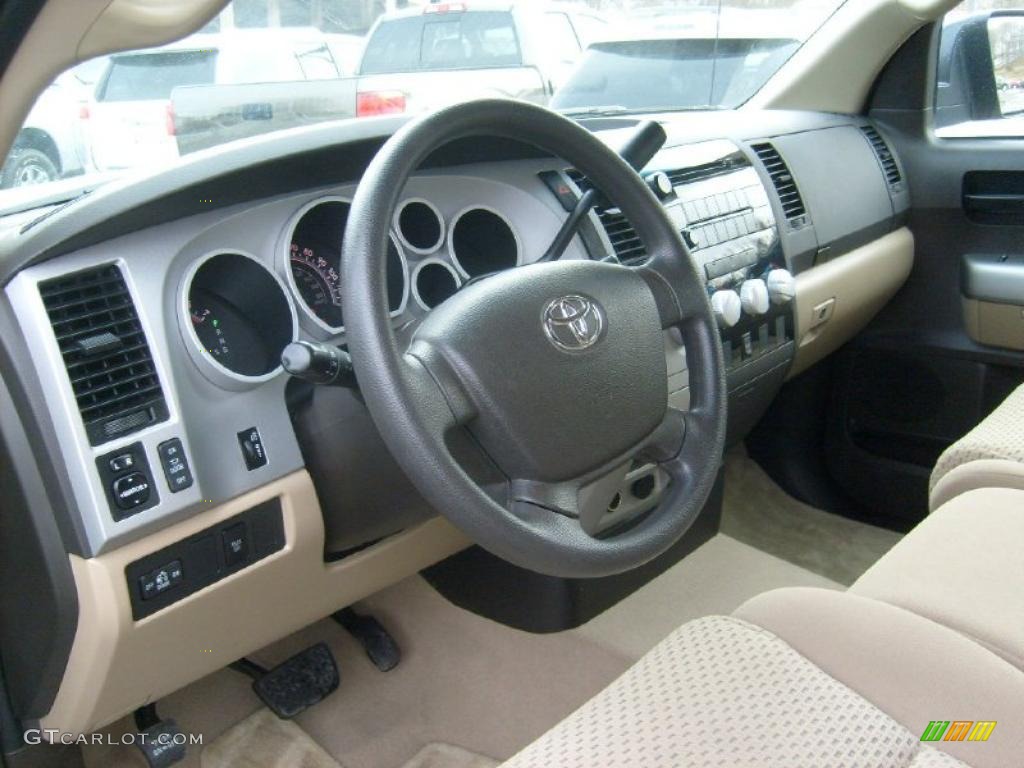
[0, 108, 913, 736]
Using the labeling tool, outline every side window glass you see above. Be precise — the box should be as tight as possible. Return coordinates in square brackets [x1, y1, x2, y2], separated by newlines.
[935, 3, 1024, 137]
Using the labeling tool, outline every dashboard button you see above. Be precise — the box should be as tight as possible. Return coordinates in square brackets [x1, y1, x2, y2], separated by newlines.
[108, 453, 135, 473]
[113, 472, 151, 511]
[138, 559, 183, 601]
[222, 522, 249, 567]
[237, 427, 267, 471]
[157, 438, 193, 493]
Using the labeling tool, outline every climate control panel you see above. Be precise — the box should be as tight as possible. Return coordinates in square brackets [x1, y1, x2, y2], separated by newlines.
[652, 141, 795, 375]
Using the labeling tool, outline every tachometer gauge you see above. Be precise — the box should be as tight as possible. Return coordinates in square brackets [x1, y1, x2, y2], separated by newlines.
[290, 241, 343, 328]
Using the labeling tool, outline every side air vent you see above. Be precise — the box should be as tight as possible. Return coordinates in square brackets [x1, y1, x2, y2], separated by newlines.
[565, 169, 647, 263]
[39, 264, 169, 446]
[860, 126, 904, 190]
[750, 142, 808, 228]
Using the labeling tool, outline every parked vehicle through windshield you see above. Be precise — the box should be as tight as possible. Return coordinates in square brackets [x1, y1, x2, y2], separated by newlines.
[0, 0, 846, 209]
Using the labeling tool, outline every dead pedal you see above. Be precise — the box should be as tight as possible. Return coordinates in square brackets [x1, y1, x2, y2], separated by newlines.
[333, 607, 401, 672]
[242, 642, 339, 719]
[133, 704, 186, 768]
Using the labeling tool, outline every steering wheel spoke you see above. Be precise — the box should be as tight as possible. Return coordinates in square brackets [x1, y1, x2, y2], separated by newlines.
[403, 340, 477, 433]
[635, 247, 712, 330]
[509, 460, 630, 537]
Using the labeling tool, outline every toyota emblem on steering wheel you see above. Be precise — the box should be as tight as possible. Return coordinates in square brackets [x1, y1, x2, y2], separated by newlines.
[542, 295, 606, 352]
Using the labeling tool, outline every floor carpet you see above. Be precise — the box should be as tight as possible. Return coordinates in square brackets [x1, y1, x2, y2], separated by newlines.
[82, 530, 842, 768]
[721, 449, 904, 585]
[399, 744, 498, 768]
[201, 708, 342, 768]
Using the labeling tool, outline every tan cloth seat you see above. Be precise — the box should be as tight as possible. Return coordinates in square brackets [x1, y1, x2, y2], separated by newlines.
[851, 487, 1024, 671]
[930, 384, 1024, 510]
[502, 587, 1024, 768]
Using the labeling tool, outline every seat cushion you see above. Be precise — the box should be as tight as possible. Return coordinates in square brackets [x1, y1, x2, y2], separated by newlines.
[930, 384, 1024, 510]
[502, 613, 968, 768]
[849, 488, 1024, 671]
[736, 587, 1024, 768]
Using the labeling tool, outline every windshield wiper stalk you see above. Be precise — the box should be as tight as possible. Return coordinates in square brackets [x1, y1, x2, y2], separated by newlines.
[540, 119, 667, 263]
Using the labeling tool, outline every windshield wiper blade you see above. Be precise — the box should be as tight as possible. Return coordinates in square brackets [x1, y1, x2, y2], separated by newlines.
[559, 105, 630, 118]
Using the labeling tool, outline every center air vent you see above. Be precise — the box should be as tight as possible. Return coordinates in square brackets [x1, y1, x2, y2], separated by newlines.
[565, 169, 647, 263]
[40, 264, 169, 446]
[750, 142, 808, 228]
[860, 126, 904, 190]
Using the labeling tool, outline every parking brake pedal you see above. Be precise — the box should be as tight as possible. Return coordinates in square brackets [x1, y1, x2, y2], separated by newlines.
[133, 704, 186, 768]
[333, 607, 401, 672]
[232, 642, 339, 719]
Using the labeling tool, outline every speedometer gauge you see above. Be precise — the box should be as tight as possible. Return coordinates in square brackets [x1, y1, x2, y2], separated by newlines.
[286, 198, 408, 333]
[290, 241, 343, 328]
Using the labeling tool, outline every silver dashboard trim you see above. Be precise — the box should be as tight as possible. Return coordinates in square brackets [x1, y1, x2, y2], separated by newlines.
[393, 197, 446, 255]
[279, 195, 409, 337]
[178, 249, 299, 392]
[446, 203, 523, 280]
[5, 256, 203, 556]
[411, 258, 462, 312]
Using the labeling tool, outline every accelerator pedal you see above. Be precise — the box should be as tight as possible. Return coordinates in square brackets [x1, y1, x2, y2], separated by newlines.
[333, 607, 401, 672]
[232, 642, 339, 719]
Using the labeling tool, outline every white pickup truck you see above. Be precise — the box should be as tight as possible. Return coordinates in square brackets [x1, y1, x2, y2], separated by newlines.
[352, 2, 608, 117]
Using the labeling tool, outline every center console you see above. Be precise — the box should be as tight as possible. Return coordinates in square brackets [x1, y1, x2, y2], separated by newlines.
[568, 138, 798, 447]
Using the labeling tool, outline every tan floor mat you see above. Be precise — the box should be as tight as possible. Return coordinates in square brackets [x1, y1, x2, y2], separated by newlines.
[721, 449, 903, 585]
[200, 708, 342, 768]
[400, 743, 498, 768]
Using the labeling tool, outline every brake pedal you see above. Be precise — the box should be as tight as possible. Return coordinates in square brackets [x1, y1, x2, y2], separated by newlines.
[333, 607, 401, 672]
[237, 642, 339, 719]
[133, 704, 187, 768]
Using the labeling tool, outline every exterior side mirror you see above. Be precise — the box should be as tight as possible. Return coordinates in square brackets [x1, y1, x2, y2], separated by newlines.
[935, 10, 1024, 128]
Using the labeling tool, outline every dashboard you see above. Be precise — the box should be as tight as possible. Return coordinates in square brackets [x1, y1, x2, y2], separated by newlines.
[0, 108, 912, 735]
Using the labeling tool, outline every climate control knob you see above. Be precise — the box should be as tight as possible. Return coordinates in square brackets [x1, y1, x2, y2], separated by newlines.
[710, 289, 742, 329]
[766, 268, 796, 305]
[740, 279, 770, 316]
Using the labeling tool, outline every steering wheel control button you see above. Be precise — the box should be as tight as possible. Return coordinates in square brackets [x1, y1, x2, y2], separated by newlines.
[222, 522, 249, 567]
[96, 441, 160, 521]
[237, 426, 268, 471]
[157, 438, 193, 493]
[542, 295, 605, 352]
[138, 559, 183, 601]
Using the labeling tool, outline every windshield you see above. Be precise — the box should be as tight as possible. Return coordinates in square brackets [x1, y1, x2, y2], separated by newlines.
[0, 0, 845, 211]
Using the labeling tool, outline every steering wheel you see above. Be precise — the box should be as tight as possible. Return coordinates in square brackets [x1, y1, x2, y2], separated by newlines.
[342, 99, 726, 578]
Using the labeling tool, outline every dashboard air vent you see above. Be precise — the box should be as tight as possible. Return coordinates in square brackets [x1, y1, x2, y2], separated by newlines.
[39, 264, 169, 446]
[565, 169, 647, 263]
[750, 142, 808, 227]
[860, 126, 903, 189]
[665, 159, 739, 187]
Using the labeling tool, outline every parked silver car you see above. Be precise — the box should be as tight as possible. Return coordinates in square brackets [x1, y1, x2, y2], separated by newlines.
[0, 63, 100, 188]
